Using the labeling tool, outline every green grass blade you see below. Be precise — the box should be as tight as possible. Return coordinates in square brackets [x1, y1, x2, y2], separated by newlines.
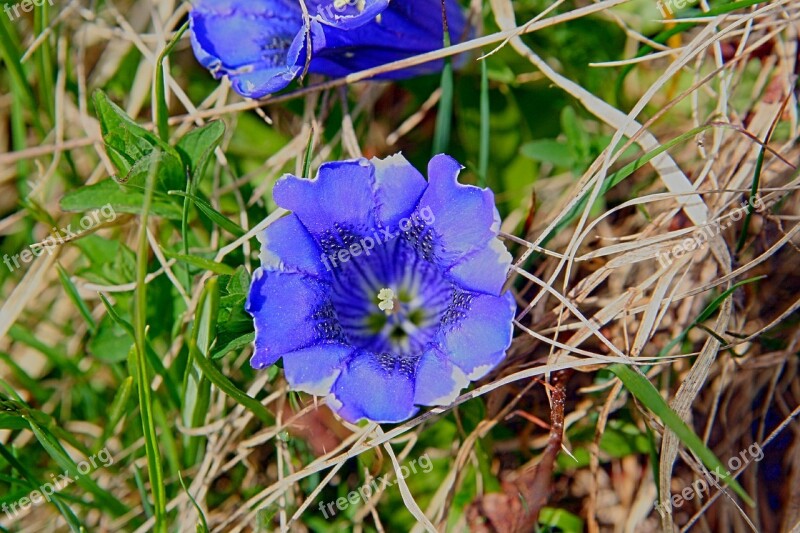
[478, 57, 490, 188]
[432, 60, 454, 155]
[99, 295, 181, 409]
[432, 19, 453, 156]
[94, 377, 133, 453]
[161, 249, 236, 276]
[133, 157, 168, 531]
[211, 331, 255, 360]
[34, 1, 54, 122]
[735, 144, 766, 253]
[541, 125, 714, 250]
[179, 472, 210, 533]
[168, 190, 246, 237]
[658, 276, 764, 358]
[56, 264, 98, 334]
[189, 340, 274, 425]
[182, 278, 218, 463]
[302, 125, 315, 178]
[0, 443, 83, 531]
[22, 416, 128, 515]
[608, 364, 754, 506]
[154, 21, 190, 142]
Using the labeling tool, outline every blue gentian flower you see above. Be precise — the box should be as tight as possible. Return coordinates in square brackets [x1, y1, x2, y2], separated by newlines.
[245, 154, 515, 423]
[189, 0, 469, 98]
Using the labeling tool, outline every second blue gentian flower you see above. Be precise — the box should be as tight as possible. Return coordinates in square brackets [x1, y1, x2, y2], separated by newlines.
[190, 0, 469, 98]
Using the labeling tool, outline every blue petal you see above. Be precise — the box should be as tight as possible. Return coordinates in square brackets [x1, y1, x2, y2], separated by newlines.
[258, 214, 330, 279]
[283, 344, 352, 396]
[189, 0, 311, 97]
[330, 352, 419, 423]
[309, 0, 469, 79]
[371, 153, 428, 229]
[272, 159, 378, 238]
[413, 348, 469, 406]
[246, 269, 335, 368]
[308, 0, 390, 29]
[438, 291, 516, 379]
[445, 238, 512, 295]
[417, 154, 501, 266]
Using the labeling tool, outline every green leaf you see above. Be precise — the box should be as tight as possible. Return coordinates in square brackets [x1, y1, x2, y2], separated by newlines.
[539, 507, 584, 533]
[88, 314, 132, 363]
[93, 90, 170, 171]
[608, 364, 754, 506]
[176, 120, 225, 180]
[520, 139, 574, 168]
[92, 90, 184, 191]
[561, 106, 591, 165]
[118, 150, 185, 192]
[0, 412, 30, 430]
[60, 178, 183, 219]
[161, 249, 236, 276]
[210, 332, 254, 360]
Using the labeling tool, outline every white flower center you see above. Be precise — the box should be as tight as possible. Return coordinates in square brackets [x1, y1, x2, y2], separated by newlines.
[377, 288, 396, 314]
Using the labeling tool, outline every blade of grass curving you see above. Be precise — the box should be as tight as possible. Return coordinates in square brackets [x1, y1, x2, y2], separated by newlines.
[133, 156, 168, 531]
[179, 472, 210, 533]
[189, 340, 274, 425]
[154, 21, 189, 142]
[133, 463, 154, 520]
[0, 443, 82, 531]
[23, 416, 128, 515]
[56, 264, 97, 334]
[540, 125, 713, 250]
[161, 249, 236, 276]
[609, 364, 753, 505]
[0, 392, 92, 458]
[168, 191, 246, 237]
